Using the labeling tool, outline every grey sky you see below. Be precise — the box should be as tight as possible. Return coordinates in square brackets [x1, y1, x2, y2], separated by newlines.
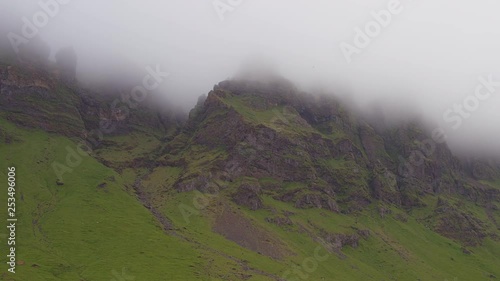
[2, 0, 500, 156]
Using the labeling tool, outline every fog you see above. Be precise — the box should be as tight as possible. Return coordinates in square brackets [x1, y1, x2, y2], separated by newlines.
[1, 0, 500, 157]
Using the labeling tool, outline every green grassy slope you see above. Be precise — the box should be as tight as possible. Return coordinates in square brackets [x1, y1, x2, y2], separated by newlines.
[157, 185, 500, 280]
[0, 118, 204, 281]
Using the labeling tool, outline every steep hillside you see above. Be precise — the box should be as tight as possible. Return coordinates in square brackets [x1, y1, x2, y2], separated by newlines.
[1, 63, 500, 280]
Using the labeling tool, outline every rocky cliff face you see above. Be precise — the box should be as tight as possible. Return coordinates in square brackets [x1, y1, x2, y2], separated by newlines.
[0, 64, 184, 140]
[0, 64, 85, 136]
[165, 78, 500, 246]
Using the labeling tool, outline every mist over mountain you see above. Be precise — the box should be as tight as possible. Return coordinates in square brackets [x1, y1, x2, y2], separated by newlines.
[2, 1, 500, 158]
[2, 2, 500, 280]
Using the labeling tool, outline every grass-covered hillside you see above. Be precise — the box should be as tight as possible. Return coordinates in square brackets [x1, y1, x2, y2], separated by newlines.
[1, 63, 499, 280]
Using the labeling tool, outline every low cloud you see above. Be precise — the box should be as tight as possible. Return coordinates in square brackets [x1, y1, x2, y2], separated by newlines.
[1, 0, 500, 156]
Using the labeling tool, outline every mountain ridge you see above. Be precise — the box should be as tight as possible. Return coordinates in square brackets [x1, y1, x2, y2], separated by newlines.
[1, 62, 500, 280]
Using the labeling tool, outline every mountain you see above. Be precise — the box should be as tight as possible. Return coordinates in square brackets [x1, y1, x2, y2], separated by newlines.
[1, 62, 500, 280]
